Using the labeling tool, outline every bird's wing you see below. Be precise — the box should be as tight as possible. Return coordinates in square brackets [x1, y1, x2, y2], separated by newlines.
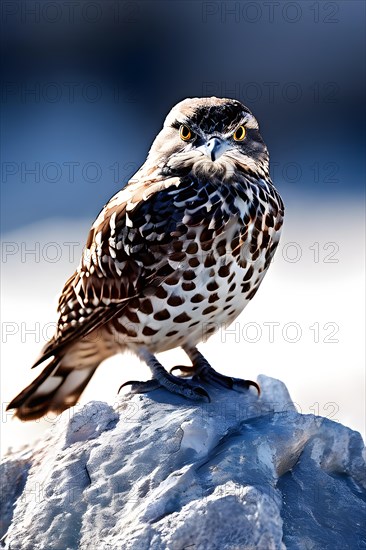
[33, 169, 184, 367]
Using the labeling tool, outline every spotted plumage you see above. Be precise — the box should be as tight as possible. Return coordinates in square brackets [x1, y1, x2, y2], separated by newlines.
[8, 97, 284, 420]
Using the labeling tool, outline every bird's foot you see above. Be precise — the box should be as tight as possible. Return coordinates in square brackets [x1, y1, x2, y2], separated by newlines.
[119, 369, 210, 402]
[170, 363, 260, 395]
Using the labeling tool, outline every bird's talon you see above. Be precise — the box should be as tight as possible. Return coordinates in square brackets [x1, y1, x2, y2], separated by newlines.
[118, 380, 136, 393]
[118, 373, 210, 403]
[192, 386, 211, 402]
[169, 365, 194, 376]
[247, 380, 261, 396]
[118, 379, 161, 394]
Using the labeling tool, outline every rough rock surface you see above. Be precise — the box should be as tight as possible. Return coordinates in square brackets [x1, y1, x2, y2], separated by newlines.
[1, 375, 365, 550]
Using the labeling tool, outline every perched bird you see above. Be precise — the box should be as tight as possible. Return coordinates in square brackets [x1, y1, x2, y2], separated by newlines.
[8, 97, 284, 420]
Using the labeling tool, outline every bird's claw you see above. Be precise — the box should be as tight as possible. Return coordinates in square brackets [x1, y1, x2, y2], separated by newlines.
[118, 379, 162, 394]
[169, 365, 195, 377]
[119, 374, 210, 402]
[245, 379, 261, 395]
[225, 377, 261, 395]
[171, 363, 260, 396]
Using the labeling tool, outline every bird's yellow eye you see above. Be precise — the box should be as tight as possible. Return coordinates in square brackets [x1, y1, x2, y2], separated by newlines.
[233, 125, 246, 141]
[179, 124, 192, 141]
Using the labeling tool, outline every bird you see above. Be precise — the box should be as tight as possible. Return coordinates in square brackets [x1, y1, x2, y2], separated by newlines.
[7, 97, 284, 421]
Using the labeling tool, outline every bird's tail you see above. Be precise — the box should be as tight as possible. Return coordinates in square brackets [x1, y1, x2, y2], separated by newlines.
[6, 356, 99, 421]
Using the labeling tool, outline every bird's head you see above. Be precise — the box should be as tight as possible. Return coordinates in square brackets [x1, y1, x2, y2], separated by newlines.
[148, 97, 269, 181]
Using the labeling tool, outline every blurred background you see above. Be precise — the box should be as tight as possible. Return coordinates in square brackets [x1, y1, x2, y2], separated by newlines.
[1, 0, 365, 454]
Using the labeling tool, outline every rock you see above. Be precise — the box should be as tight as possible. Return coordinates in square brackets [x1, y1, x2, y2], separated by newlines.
[1, 375, 365, 550]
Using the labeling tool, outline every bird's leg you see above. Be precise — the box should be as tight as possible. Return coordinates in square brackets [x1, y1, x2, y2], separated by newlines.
[171, 346, 260, 395]
[119, 348, 210, 402]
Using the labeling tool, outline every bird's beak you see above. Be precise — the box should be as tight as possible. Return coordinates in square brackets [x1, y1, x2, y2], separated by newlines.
[196, 137, 229, 161]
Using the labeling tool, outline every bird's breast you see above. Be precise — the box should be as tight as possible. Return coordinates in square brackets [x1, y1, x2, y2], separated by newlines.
[108, 199, 280, 353]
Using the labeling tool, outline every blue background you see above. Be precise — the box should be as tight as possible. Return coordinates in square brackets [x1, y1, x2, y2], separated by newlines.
[1, 0, 364, 231]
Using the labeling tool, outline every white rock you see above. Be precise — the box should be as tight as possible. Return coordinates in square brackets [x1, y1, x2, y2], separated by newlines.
[1, 376, 365, 550]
